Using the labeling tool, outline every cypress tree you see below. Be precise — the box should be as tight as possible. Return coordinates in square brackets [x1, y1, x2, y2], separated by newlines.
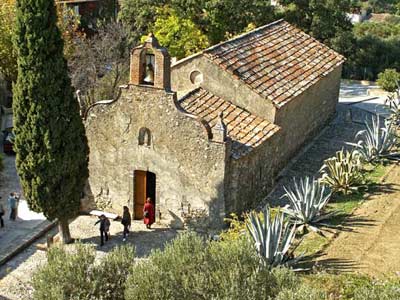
[13, 0, 89, 243]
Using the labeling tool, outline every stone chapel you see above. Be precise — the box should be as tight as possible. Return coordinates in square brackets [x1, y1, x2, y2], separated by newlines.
[84, 19, 345, 229]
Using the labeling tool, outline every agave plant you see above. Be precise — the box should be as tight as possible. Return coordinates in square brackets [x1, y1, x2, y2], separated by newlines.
[385, 88, 400, 127]
[320, 150, 364, 195]
[347, 116, 399, 163]
[282, 177, 337, 233]
[246, 206, 301, 268]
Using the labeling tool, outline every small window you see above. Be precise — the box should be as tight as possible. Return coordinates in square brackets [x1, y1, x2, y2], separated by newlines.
[138, 127, 151, 146]
[189, 70, 203, 85]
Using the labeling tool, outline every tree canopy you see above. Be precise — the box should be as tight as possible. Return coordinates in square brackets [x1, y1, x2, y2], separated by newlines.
[0, 0, 17, 83]
[13, 0, 89, 243]
[148, 6, 209, 59]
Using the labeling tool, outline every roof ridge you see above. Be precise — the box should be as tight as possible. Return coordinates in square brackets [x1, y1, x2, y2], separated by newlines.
[203, 19, 286, 54]
[171, 19, 286, 68]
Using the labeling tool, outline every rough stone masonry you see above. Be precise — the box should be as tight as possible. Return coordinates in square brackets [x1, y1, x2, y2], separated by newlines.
[84, 20, 345, 229]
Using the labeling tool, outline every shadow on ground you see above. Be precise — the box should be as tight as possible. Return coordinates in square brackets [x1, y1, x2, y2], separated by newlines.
[78, 226, 180, 257]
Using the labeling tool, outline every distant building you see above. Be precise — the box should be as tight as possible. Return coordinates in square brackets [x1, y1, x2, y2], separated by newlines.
[56, 0, 118, 30]
[84, 20, 345, 229]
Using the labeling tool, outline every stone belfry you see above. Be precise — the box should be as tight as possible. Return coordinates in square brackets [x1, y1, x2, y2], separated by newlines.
[129, 33, 171, 91]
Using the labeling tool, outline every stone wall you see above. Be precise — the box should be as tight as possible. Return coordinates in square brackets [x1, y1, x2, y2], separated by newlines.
[274, 65, 343, 163]
[85, 84, 228, 228]
[171, 56, 276, 123]
[225, 131, 284, 214]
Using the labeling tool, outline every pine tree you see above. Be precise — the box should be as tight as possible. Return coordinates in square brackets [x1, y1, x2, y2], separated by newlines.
[13, 0, 89, 243]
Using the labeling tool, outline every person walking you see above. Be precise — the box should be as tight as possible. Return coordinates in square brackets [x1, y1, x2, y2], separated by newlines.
[121, 206, 131, 242]
[0, 197, 5, 228]
[143, 197, 155, 229]
[8, 193, 17, 221]
[95, 215, 110, 246]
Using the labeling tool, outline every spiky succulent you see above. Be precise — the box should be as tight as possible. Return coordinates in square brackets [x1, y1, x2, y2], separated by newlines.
[282, 177, 337, 233]
[385, 88, 400, 127]
[320, 150, 364, 195]
[347, 116, 399, 163]
[246, 206, 301, 269]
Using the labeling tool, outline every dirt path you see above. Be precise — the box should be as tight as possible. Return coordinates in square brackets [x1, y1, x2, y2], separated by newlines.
[318, 163, 400, 278]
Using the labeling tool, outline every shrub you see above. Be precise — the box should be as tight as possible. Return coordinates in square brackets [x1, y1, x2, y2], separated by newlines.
[377, 69, 400, 93]
[246, 206, 300, 268]
[282, 177, 337, 233]
[125, 232, 279, 300]
[33, 243, 135, 300]
[320, 150, 364, 195]
[274, 283, 327, 300]
[33, 244, 95, 300]
[90, 245, 135, 300]
[271, 268, 326, 300]
[353, 280, 400, 300]
[219, 213, 246, 241]
[348, 116, 399, 163]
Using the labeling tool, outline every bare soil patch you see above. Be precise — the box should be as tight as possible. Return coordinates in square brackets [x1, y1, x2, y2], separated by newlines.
[317, 163, 400, 278]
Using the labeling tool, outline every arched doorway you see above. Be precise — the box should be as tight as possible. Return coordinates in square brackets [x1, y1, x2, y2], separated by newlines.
[133, 170, 156, 220]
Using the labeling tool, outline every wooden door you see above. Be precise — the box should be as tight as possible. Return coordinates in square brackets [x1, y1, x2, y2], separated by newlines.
[134, 170, 147, 219]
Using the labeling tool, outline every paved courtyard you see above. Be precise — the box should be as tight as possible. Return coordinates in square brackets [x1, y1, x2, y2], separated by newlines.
[0, 216, 180, 300]
[0, 149, 49, 266]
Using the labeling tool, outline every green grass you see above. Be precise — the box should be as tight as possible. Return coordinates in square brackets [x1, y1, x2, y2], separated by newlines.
[295, 232, 327, 256]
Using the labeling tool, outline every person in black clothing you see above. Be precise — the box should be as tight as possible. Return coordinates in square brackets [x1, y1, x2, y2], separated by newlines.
[121, 206, 131, 242]
[0, 197, 4, 228]
[94, 214, 111, 246]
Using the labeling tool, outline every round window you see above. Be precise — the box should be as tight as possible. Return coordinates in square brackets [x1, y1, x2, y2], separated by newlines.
[189, 70, 203, 85]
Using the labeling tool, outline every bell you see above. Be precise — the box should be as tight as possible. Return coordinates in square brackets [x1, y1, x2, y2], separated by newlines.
[143, 63, 154, 85]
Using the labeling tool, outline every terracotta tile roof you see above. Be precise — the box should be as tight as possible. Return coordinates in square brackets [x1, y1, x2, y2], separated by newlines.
[203, 19, 345, 107]
[179, 88, 280, 158]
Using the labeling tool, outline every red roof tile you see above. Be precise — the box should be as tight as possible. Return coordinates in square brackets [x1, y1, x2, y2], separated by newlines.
[179, 88, 280, 158]
[203, 19, 345, 107]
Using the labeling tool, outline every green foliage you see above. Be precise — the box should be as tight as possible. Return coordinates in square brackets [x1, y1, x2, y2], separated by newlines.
[272, 268, 327, 300]
[346, 21, 400, 80]
[33, 244, 95, 300]
[282, 177, 337, 232]
[0, 0, 17, 83]
[275, 283, 327, 300]
[118, 0, 166, 45]
[377, 69, 400, 92]
[13, 0, 89, 226]
[303, 272, 400, 300]
[348, 117, 399, 163]
[352, 280, 400, 300]
[125, 232, 279, 300]
[33, 244, 135, 300]
[149, 6, 209, 59]
[246, 206, 300, 269]
[204, 0, 276, 44]
[120, 0, 276, 49]
[354, 21, 400, 39]
[279, 0, 353, 47]
[320, 150, 364, 195]
[219, 213, 246, 241]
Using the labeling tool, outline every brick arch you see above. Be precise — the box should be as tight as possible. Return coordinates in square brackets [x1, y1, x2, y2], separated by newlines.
[129, 34, 171, 90]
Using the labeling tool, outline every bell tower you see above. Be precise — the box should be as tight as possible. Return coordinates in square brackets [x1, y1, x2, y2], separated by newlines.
[130, 33, 171, 91]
